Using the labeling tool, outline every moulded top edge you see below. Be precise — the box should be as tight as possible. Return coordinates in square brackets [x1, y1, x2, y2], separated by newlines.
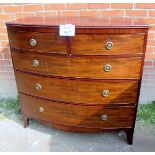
[6, 16, 150, 28]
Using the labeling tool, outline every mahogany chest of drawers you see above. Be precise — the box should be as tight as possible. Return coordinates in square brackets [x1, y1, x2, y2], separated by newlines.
[6, 17, 149, 144]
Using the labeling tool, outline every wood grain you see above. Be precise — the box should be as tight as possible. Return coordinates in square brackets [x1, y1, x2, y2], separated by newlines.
[7, 25, 149, 34]
[12, 50, 142, 79]
[20, 93, 135, 128]
[71, 34, 145, 55]
[6, 16, 149, 28]
[16, 71, 139, 105]
[8, 30, 67, 54]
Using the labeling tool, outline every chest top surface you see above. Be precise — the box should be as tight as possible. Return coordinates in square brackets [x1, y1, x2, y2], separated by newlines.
[6, 16, 149, 28]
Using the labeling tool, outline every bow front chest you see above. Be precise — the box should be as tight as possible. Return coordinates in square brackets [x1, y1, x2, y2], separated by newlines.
[6, 17, 149, 144]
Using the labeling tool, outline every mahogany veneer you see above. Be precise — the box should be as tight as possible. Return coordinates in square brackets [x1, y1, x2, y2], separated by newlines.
[6, 16, 149, 145]
[71, 34, 145, 55]
[15, 71, 139, 105]
[12, 50, 142, 79]
[20, 93, 135, 129]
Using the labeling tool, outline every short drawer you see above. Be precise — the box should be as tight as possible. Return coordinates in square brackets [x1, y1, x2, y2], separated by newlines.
[16, 72, 139, 105]
[71, 34, 145, 55]
[12, 50, 142, 79]
[20, 93, 135, 128]
[8, 31, 67, 54]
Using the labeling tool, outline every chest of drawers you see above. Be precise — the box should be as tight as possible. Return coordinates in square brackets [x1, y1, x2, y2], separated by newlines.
[6, 17, 149, 144]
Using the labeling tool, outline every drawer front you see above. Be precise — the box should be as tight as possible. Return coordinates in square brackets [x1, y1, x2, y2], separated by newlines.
[12, 50, 142, 79]
[20, 93, 135, 128]
[16, 72, 139, 105]
[8, 31, 67, 53]
[71, 34, 144, 55]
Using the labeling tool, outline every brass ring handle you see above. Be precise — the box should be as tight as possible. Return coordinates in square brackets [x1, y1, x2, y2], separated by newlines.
[105, 41, 113, 50]
[102, 90, 110, 97]
[38, 107, 44, 113]
[101, 115, 108, 121]
[35, 83, 42, 91]
[104, 64, 112, 72]
[32, 60, 39, 67]
[30, 38, 37, 47]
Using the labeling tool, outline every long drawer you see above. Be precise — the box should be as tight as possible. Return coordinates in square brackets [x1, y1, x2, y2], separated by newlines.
[12, 50, 142, 79]
[20, 93, 135, 128]
[8, 31, 67, 54]
[16, 72, 139, 105]
[71, 34, 145, 55]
